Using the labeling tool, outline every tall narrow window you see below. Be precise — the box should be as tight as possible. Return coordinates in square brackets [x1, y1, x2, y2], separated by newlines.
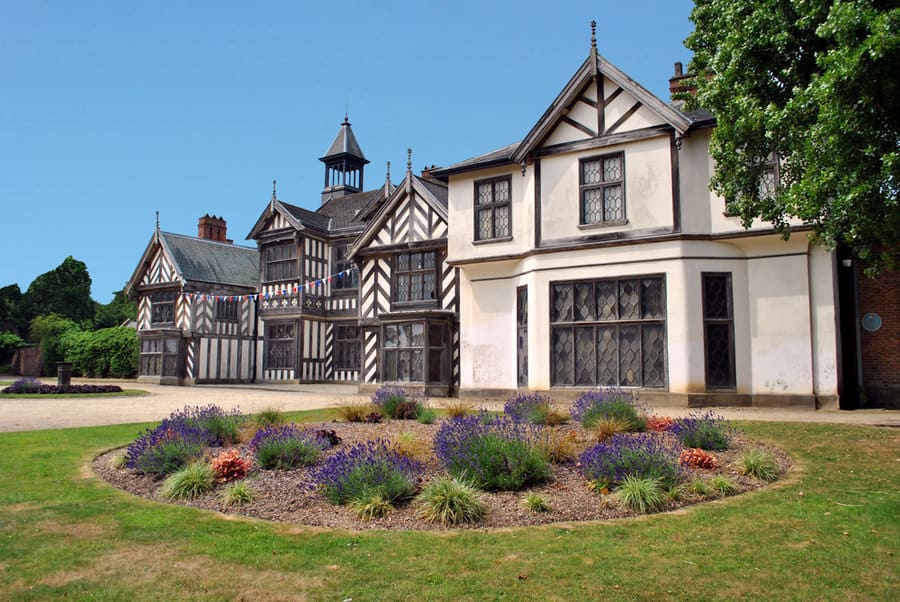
[215, 299, 238, 323]
[333, 324, 360, 370]
[702, 273, 735, 389]
[516, 286, 528, 387]
[474, 176, 511, 241]
[332, 245, 359, 290]
[758, 151, 779, 198]
[394, 251, 437, 303]
[580, 152, 625, 225]
[264, 244, 298, 282]
[266, 323, 294, 370]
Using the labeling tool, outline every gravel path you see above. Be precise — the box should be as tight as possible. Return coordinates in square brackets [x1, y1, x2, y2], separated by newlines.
[1, 378, 897, 432]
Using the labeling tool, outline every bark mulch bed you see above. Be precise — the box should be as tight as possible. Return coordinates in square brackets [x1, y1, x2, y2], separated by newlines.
[93, 419, 791, 531]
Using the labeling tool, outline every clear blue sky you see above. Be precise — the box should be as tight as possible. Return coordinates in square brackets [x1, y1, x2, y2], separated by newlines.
[1, 0, 695, 303]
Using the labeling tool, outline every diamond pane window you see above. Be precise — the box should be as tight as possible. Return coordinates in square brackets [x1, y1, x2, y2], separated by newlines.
[702, 273, 735, 390]
[473, 176, 512, 241]
[394, 251, 437, 303]
[580, 152, 625, 225]
[550, 276, 666, 388]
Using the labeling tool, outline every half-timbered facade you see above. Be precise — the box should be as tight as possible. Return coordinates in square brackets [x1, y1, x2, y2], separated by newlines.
[127, 218, 260, 385]
[348, 155, 459, 396]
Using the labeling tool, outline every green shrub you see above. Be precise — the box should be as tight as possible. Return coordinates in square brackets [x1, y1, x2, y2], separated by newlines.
[60, 326, 138, 378]
[415, 477, 487, 525]
[255, 435, 323, 470]
[685, 478, 714, 496]
[523, 492, 550, 512]
[30, 314, 79, 375]
[571, 389, 645, 431]
[222, 481, 254, 506]
[159, 462, 215, 500]
[0, 332, 25, 365]
[348, 490, 394, 519]
[617, 476, 666, 513]
[416, 406, 437, 424]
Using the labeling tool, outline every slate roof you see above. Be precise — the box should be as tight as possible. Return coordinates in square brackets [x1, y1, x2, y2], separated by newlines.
[279, 201, 333, 231]
[419, 178, 448, 208]
[430, 142, 520, 178]
[318, 188, 389, 230]
[321, 117, 368, 161]
[683, 108, 716, 127]
[160, 232, 259, 289]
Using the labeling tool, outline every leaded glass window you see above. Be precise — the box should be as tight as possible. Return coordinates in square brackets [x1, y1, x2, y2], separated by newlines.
[381, 321, 449, 384]
[394, 251, 438, 303]
[150, 292, 175, 325]
[266, 323, 294, 369]
[549, 276, 666, 388]
[139, 336, 179, 377]
[580, 152, 625, 225]
[264, 244, 298, 282]
[332, 244, 359, 290]
[702, 273, 735, 389]
[474, 176, 512, 241]
[333, 324, 360, 370]
[516, 286, 528, 387]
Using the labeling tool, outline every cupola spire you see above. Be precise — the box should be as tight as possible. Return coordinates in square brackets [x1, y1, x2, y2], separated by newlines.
[320, 115, 370, 203]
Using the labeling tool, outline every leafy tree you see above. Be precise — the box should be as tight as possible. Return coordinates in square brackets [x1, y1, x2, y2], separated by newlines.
[0, 284, 26, 334]
[93, 289, 137, 329]
[30, 314, 79, 375]
[685, 0, 899, 272]
[24, 256, 96, 324]
[61, 327, 138, 378]
[0, 332, 26, 365]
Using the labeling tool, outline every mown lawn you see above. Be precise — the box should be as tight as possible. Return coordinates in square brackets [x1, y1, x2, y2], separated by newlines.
[0, 413, 897, 601]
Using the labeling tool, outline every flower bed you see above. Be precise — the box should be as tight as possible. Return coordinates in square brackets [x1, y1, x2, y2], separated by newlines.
[95, 400, 791, 531]
[2, 377, 123, 395]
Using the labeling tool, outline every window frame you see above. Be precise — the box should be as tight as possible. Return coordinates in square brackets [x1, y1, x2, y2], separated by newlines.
[473, 175, 512, 242]
[333, 324, 360, 371]
[579, 151, 626, 226]
[380, 320, 449, 384]
[263, 243, 298, 283]
[392, 250, 439, 306]
[702, 272, 736, 390]
[332, 244, 359, 291]
[215, 299, 238, 323]
[265, 322, 295, 370]
[150, 291, 176, 325]
[549, 275, 667, 389]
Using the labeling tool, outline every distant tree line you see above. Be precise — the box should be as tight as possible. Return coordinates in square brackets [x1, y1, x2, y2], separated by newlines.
[0, 256, 138, 377]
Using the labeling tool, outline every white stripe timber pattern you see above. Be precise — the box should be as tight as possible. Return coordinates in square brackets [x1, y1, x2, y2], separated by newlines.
[367, 192, 448, 248]
[141, 247, 177, 285]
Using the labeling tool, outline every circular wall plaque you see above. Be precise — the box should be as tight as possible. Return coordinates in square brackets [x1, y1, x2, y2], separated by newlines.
[861, 313, 883, 332]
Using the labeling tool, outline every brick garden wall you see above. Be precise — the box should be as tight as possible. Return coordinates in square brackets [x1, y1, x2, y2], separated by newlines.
[857, 267, 900, 407]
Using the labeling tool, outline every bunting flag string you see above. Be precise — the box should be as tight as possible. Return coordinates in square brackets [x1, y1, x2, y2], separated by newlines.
[178, 264, 358, 303]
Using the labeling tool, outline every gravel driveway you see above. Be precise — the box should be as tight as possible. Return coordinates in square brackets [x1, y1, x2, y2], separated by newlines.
[1, 378, 897, 432]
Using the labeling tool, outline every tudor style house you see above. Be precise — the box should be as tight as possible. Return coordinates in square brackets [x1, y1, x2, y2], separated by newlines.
[434, 30, 842, 408]
[126, 27, 896, 409]
[127, 216, 260, 385]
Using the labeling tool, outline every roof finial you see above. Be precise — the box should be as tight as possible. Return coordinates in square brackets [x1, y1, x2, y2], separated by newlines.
[272, 179, 277, 201]
[591, 20, 597, 49]
[386, 160, 391, 182]
[155, 210, 160, 232]
[407, 148, 412, 173]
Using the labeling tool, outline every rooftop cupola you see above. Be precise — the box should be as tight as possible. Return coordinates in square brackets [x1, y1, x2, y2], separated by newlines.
[320, 114, 369, 203]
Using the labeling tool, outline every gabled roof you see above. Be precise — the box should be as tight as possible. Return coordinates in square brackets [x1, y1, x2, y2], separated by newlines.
[347, 171, 448, 259]
[127, 230, 259, 293]
[318, 187, 389, 231]
[511, 51, 693, 163]
[431, 142, 520, 178]
[246, 198, 328, 240]
[320, 115, 369, 163]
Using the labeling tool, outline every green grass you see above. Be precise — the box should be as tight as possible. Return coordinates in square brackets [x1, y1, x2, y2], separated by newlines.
[0, 414, 897, 600]
[0, 389, 148, 399]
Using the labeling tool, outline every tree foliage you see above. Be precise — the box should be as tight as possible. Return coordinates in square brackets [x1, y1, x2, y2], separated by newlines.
[0, 284, 26, 334]
[24, 256, 96, 323]
[60, 326, 138, 378]
[30, 314, 80, 375]
[685, 0, 899, 271]
[93, 289, 137, 329]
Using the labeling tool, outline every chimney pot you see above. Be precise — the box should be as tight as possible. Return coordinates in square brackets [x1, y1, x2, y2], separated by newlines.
[674, 61, 683, 77]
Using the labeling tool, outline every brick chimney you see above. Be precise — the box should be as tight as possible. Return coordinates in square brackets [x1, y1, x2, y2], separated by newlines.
[420, 164, 441, 182]
[197, 214, 232, 243]
[669, 62, 699, 98]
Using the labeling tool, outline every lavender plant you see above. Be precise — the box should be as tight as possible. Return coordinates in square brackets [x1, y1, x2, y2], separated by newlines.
[1, 379, 123, 395]
[433, 413, 550, 491]
[670, 411, 732, 451]
[3, 377, 43, 394]
[504, 393, 554, 424]
[579, 433, 683, 490]
[309, 439, 423, 505]
[250, 424, 337, 470]
[164, 405, 244, 446]
[125, 422, 206, 475]
[570, 389, 645, 431]
[371, 386, 409, 418]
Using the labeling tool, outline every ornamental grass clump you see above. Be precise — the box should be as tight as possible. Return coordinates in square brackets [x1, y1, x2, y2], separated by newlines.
[159, 462, 216, 501]
[336, 398, 377, 422]
[671, 411, 732, 451]
[434, 413, 550, 491]
[737, 448, 780, 482]
[579, 433, 683, 491]
[250, 425, 336, 470]
[310, 440, 423, 506]
[222, 481, 254, 506]
[504, 393, 568, 426]
[570, 389, 645, 431]
[617, 475, 666, 513]
[415, 477, 486, 525]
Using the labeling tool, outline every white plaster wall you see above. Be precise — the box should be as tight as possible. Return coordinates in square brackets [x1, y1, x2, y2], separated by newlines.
[447, 165, 533, 263]
[808, 245, 839, 396]
[540, 135, 673, 241]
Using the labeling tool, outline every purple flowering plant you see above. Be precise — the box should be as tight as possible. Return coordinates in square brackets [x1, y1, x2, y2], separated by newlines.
[2, 378, 123, 395]
[579, 433, 683, 490]
[504, 392, 551, 423]
[371, 385, 423, 419]
[309, 439, 423, 505]
[433, 413, 550, 491]
[670, 410, 732, 451]
[250, 424, 337, 469]
[570, 388, 646, 431]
